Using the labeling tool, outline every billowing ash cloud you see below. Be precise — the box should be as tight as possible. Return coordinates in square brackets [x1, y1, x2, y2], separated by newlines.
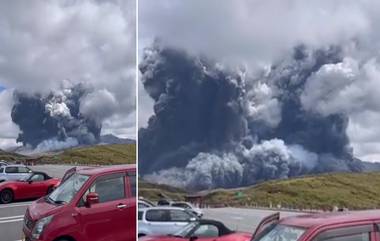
[139, 44, 365, 190]
[11, 84, 102, 151]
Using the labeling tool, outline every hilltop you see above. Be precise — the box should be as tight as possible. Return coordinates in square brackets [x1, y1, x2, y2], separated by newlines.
[1, 144, 136, 165]
[140, 172, 380, 210]
[39, 144, 136, 165]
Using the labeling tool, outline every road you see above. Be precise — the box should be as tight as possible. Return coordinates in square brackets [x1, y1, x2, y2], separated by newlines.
[203, 207, 306, 232]
[0, 165, 73, 241]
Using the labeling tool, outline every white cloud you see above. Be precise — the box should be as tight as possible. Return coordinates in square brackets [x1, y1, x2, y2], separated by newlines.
[0, 0, 136, 148]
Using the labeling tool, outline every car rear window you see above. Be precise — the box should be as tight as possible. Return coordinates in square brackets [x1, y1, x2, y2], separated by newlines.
[0, 167, 3, 173]
[138, 211, 143, 220]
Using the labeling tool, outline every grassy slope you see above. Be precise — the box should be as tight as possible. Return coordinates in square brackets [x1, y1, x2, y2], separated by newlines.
[140, 172, 380, 210]
[40, 144, 136, 165]
[139, 179, 187, 201]
[0, 149, 26, 161]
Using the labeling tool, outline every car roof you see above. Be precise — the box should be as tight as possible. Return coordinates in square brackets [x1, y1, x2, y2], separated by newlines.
[77, 164, 136, 175]
[4, 164, 27, 167]
[139, 206, 186, 211]
[281, 210, 380, 229]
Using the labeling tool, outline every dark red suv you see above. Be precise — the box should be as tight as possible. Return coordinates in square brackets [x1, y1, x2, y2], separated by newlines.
[22, 164, 136, 241]
[252, 210, 380, 241]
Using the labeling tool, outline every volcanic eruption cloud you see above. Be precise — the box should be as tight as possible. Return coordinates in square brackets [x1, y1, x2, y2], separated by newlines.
[138, 44, 371, 190]
[11, 84, 111, 153]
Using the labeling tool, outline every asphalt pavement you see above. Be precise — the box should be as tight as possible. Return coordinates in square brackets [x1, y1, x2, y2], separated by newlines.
[203, 207, 306, 232]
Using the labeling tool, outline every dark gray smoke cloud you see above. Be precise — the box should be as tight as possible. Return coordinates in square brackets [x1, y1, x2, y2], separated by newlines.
[11, 84, 101, 151]
[139, 43, 365, 190]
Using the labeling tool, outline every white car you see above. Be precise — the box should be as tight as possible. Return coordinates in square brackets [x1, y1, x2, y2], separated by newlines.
[138, 206, 198, 237]
[171, 201, 203, 217]
[0, 164, 32, 182]
[139, 199, 155, 209]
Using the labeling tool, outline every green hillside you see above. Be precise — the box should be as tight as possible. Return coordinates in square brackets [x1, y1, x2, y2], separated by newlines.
[40, 144, 136, 165]
[139, 179, 187, 201]
[140, 172, 380, 210]
[0, 149, 26, 161]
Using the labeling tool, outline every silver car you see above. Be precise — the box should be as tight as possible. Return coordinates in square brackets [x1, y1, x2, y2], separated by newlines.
[0, 164, 32, 182]
[138, 206, 198, 237]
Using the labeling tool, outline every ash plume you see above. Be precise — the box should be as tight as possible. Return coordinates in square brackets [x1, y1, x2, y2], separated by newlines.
[11, 84, 101, 151]
[139, 44, 365, 190]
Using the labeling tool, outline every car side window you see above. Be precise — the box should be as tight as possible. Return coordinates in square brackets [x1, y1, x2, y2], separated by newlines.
[5, 166, 17, 173]
[170, 210, 192, 222]
[81, 174, 126, 205]
[193, 224, 219, 238]
[0, 167, 3, 173]
[127, 172, 136, 197]
[18, 167, 31, 173]
[313, 225, 371, 241]
[30, 173, 45, 181]
[146, 210, 171, 222]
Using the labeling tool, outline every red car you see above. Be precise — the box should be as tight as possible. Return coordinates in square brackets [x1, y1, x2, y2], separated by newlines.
[0, 172, 60, 204]
[251, 210, 380, 241]
[140, 219, 251, 241]
[22, 164, 136, 241]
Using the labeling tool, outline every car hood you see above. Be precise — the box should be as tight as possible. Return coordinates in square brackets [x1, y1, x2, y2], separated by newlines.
[28, 197, 65, 221]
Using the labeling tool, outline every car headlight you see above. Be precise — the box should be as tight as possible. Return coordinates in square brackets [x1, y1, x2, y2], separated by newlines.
[32, 215, 53, 239]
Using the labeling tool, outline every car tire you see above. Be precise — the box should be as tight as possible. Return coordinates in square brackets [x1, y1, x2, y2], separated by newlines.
[0, 189, 14, 204]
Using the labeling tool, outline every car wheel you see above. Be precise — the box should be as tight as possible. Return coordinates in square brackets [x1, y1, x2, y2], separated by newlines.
[0, 189, 14, 204]
[47, 186, 54, 194]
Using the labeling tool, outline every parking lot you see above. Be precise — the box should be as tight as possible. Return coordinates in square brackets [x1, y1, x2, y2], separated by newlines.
[202, 207, 306, 232]
[0, 165, 73, 241]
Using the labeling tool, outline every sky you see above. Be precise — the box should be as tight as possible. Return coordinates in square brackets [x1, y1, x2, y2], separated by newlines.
[0, 0, 136, 149]
[139, 0, 380, 163]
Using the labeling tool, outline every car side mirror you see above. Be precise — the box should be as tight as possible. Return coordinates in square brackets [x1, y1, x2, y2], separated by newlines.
[86, 192, 99, 207]
[189, 236, 198, 241]
[28, 180, 33, 184]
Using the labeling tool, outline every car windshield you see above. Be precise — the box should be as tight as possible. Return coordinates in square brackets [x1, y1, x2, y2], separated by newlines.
[253, 224, 305, 241]
[47, 173, 89, 204]
[173, 222, 198, 237]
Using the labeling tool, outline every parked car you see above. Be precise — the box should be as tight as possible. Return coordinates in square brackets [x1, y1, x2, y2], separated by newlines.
[0, 164, 32, 182]
[139, 206, 199, 237]
[171, 201, 203, 217]
[0, 161, 9, 167]
[0, 172, 60, 204]
[139, 198, 156, 209]
[140, 219, 251, 241]
[251, 210, 380, 241]
[22, 164, 136, 241]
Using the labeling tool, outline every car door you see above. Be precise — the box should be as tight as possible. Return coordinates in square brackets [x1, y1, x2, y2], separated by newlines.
[170, 209, 195, 233]
[76, 173, 128, 241]
[145, 209, 175, 235]
[4, 166, 20, 181]
[307, 223, 374, 241]
[251, 212, 280, 240]
[27, 173, 49, 198]
[123, 171, 136, 241]
[16, 166, 32, 180]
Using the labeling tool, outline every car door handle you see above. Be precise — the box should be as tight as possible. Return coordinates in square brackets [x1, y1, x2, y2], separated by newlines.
[117, 204, 127, 209]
